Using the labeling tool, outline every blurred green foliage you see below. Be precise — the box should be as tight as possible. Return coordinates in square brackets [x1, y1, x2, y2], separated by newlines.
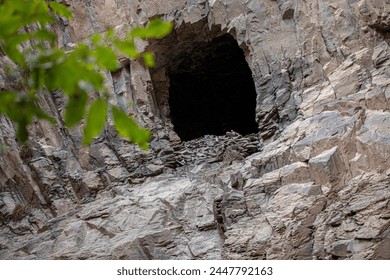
[0, 0, 173, 147]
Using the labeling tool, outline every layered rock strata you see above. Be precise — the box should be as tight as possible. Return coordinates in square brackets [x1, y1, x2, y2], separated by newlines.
[1, 0, 390, 259]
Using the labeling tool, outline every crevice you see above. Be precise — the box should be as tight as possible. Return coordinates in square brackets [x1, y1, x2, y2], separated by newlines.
[148, 20, 258, 141]
[168, 33, 258, 140]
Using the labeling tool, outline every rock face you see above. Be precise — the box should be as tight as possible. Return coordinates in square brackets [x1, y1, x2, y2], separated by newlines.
[1, 0, 390, 259]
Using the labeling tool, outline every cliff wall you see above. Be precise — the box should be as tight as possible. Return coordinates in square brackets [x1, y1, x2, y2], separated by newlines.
[0, 0, 389, 259]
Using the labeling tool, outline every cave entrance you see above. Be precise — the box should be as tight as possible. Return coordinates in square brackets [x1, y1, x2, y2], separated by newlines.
[167, 34, 258, 141]
[148, 21, 259, 141]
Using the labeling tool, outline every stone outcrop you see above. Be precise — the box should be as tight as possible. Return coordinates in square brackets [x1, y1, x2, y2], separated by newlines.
[1, 0, 390, 259]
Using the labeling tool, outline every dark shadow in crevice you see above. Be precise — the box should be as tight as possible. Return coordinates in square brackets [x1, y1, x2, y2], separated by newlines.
[167, 34, 258, 141]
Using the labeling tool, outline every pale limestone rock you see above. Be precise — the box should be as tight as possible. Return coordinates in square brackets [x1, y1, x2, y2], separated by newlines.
[82, 171, 104, 192]
[1, 0, 390, 260]
[280, 162, 311, 185]
[308, 146, 346, 192]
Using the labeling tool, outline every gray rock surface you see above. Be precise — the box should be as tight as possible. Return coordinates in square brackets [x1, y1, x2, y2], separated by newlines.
[1, 0, 390, 259]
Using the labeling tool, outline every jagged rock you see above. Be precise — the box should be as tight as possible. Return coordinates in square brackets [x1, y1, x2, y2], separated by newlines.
[308, 147, 346, 192]
[1, 0, 390, 260]
[82, 171, 104, 192]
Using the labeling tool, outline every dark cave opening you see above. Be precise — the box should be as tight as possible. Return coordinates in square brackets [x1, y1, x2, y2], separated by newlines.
[167, 34, 258, 141]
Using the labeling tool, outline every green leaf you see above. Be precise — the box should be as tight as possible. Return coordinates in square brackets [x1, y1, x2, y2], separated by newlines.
[0, 2, 162, 146]
[143, 52, 155, 67]
[45, 59, 79, 93]
[130, 27, 149, 39]
[1, 92, 40, 143]
[77, 69, 105, 91]
[146, 18, 173, 38]
[49, 2, 73, 19]
[0, 0, 54, 40]
[131, 19, 173, 39]
[15, 119, 29, 143]
[91, 33, 102, 45]
[105, 28, 115, 41]
[113, 38, 139, 58]
[0, 91, 15, 112]
[94, 46, 120, 71]
[30, 48, 65, 69]
[111, 106, 150, 149]
[34, 29, 56, 43]
[44, 53, 105, 95]
[30, 68, 44, 91]
[71, 43, 92, 62]
[83, 99, 107, 145]
[2, 33, 30, 65]
[0, 17, 24, 39]
[64, 92, 88, 127]
[0, 91, 53, 143]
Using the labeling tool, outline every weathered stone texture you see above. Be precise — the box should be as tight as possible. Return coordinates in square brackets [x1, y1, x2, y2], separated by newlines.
[1, 0, 390, 259]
